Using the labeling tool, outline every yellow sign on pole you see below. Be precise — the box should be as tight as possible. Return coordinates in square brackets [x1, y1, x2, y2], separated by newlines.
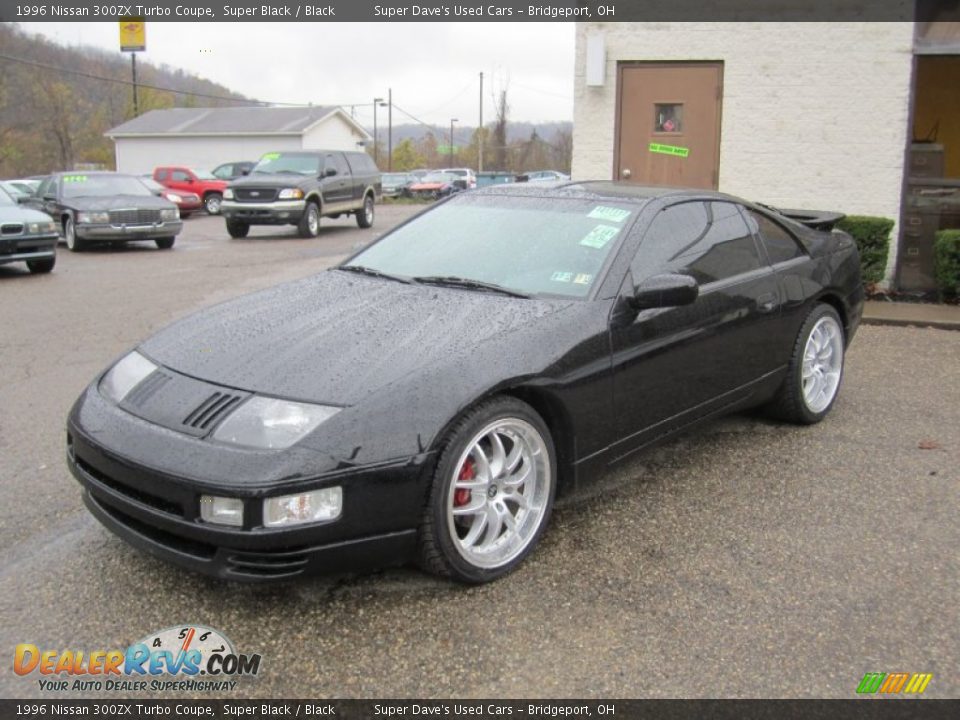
[119, 19, 146, 52]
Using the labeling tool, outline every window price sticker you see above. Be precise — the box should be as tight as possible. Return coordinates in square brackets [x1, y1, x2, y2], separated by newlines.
[587, 206, 631, 223]
[580, 224, 620, 249]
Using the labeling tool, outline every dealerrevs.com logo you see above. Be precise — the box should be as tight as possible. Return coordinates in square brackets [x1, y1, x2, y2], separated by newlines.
[14, 625, 261, 693]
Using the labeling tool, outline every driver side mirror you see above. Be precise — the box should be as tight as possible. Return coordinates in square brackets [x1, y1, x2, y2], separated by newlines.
[323, 167, 337, 178]
[630, 273, 699, 310]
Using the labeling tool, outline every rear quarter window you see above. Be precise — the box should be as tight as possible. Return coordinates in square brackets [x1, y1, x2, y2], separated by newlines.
[746, 209, 807, 264]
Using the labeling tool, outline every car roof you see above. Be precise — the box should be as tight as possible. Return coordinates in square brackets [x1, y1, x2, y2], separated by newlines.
[474, 180, 745, 205]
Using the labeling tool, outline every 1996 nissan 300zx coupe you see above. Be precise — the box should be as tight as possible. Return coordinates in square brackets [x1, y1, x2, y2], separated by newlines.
[68, 183, 863, 583]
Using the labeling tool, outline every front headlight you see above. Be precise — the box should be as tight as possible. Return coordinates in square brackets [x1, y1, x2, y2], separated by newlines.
[278, 188, 304, 200]
[77, 212, 109, 224]
[28, 221, 57, 234]
[222, 188, 234, 199]
[99, 351, 158, 404]
[211, 397, 339, 450]
[264, 487, 342, 527]
[160, 208, 179, 221]
[166, 193, 183, 203]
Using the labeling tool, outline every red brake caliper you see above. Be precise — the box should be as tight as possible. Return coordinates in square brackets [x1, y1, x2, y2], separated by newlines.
[454, 457, 475, 507]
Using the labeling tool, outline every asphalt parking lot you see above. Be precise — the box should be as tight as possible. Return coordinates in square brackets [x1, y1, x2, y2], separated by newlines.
[0, 208, 957, 699]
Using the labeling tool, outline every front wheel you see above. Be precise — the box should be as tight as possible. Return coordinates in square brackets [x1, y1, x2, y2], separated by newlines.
[226, 220, 249, 239]
[204, 193, 223, 215]
[64, 217, 84, 252]
[297, 201, 321, 238]
[418, 397, 556, 583]
[155, 237, 175, 250]
[356, 194, 375, 228]
[767, 303, 845, 424]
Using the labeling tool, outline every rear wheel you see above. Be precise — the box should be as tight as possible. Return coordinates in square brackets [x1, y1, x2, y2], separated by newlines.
[204, 193, 223, 215]
[27, 256, 56, 274]
[297, 201, 321, 238]
[64, 217, 84, 252]
[418, 397, 556, 583]
[356, 194, 375, 228]
[226, 220, 249, 239]
[155, 237, 175, 250]
[767, 303, 845, 424]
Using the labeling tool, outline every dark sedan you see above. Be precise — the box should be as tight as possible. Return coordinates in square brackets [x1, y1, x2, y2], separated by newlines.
[67, 183, 862, 583]
[24, 172, 182, 251]
[0, 186, 58, 274]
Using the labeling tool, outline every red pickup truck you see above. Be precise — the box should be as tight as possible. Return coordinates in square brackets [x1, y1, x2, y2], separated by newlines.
[152, 167, 229, 215]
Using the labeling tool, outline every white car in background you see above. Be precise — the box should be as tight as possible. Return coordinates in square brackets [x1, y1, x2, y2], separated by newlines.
[439, 167, 477, 189]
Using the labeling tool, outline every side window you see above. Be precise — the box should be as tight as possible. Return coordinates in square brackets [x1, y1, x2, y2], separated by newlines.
[171, 170, 191, 182]
[155, 169, 168, 181]
[746, 209, 806, 264]
[632, 201, 762, 285]
[37, 177, 55, 198]
[331, 153, 350, 176]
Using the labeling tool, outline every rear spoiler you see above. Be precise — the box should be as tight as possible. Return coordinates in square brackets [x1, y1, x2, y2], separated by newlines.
[764, 205, 846, 232]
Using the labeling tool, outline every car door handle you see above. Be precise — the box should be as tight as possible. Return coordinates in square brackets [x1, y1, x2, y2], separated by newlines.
[757, 293, 778, 313]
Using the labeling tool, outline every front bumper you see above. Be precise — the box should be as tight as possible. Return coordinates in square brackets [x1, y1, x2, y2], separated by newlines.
[221, 200, 306, 224]
[66, 385, 430, 581]
[0, 232, 57, 264]
[76, 221, 183, 241]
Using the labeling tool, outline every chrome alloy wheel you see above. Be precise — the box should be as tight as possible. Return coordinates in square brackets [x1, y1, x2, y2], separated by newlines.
[363, 197, 374, 224]
[446, 419, 551, 569]
[801, 315, 844, 414]
[307, 204, 320, 235]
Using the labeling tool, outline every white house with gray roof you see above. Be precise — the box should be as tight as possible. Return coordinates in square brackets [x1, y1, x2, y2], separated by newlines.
[106, 106, 372, 175]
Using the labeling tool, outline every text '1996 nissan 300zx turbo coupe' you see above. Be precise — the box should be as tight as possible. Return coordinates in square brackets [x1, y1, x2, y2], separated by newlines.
[67, 182, 863, 583]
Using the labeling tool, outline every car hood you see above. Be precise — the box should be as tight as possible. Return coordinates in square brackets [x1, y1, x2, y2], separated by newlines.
[140, 270, 573, 407]
[229, 173, 315, 189]
[63, 194, 175, 211]
[0, 205, 54, 223]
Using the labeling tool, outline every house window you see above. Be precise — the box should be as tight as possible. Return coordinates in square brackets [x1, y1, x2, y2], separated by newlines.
[654, 104, 683, 133]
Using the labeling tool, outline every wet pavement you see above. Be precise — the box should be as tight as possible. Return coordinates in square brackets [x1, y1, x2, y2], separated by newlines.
[1, 207, 957, 699]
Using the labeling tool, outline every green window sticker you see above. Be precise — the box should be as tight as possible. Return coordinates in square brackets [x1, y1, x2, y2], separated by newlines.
[550, 271, 574, 283]
[579, 224, 620, 249]
[573, 273, 593, 285]
[62, 175, 88, 183]
[260, 152, 280, 161]
[649, 142, 690, 158]
[588, 206, 631, 223]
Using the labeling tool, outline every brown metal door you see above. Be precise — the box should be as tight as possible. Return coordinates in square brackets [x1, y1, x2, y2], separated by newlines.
[615, 63, 723, 189]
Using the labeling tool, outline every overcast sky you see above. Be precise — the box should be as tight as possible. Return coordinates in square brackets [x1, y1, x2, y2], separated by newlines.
[18, 22, 575, 129]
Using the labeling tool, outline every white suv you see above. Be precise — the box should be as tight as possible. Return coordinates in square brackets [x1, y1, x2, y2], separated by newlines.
[439, 168, 477, 189]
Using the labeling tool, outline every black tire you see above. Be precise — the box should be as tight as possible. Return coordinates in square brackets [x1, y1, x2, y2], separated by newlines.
[226, 220, 249, 239]
[766, 303, 846, 425]
[204, 193, 223, 215]
[27, 255, 56, 274]
[356, 193, 375, 228]
[155, 237, 175, 250]
[180, 212, 192, 220]
[418, 397, 557, 584]
[297, 201, 321, 238]
[64, 217, 84, 252]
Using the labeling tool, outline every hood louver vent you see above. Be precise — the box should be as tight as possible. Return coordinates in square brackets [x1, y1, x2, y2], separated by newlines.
[183, 392, 242, 431]
[125, 371, 172, 407]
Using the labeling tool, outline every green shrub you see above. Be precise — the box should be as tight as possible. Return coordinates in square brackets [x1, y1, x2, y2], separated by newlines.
[836, 215, 894, 286]
[934, 229, 960, 300]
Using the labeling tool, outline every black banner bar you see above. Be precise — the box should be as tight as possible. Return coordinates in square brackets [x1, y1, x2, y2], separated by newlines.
[0, 0, 940, 23]
[2, 700, 959, 720]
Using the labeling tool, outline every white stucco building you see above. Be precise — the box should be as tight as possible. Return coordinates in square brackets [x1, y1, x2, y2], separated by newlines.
[572, 21, 960, 290]
[106, 106, 371, 177]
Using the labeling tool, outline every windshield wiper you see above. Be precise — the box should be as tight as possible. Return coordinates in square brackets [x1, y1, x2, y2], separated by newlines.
[412, 276, 530, 298]
[337, 265, 412, 284]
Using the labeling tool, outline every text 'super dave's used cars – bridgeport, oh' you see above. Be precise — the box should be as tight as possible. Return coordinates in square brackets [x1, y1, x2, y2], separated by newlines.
[66, 181, 863, 583]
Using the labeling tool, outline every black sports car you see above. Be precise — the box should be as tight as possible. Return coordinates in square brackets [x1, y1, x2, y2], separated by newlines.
[67, 182, 863, 583]
[23, 172, 182, 252]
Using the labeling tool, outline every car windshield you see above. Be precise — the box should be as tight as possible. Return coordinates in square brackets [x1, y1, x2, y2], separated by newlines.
[252, 153, 319, 176]
[345, 194, 638, 298]
[140, 178, 163, 193]
[383, 173, 409, 183]
[194, 169, 216, 180]
[61, 174, 152, 199]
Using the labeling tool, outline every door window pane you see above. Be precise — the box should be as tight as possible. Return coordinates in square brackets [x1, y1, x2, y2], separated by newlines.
[654, 104, 683, 133]
[633, 202, 761, 284]
[171, 170, 191, 182]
